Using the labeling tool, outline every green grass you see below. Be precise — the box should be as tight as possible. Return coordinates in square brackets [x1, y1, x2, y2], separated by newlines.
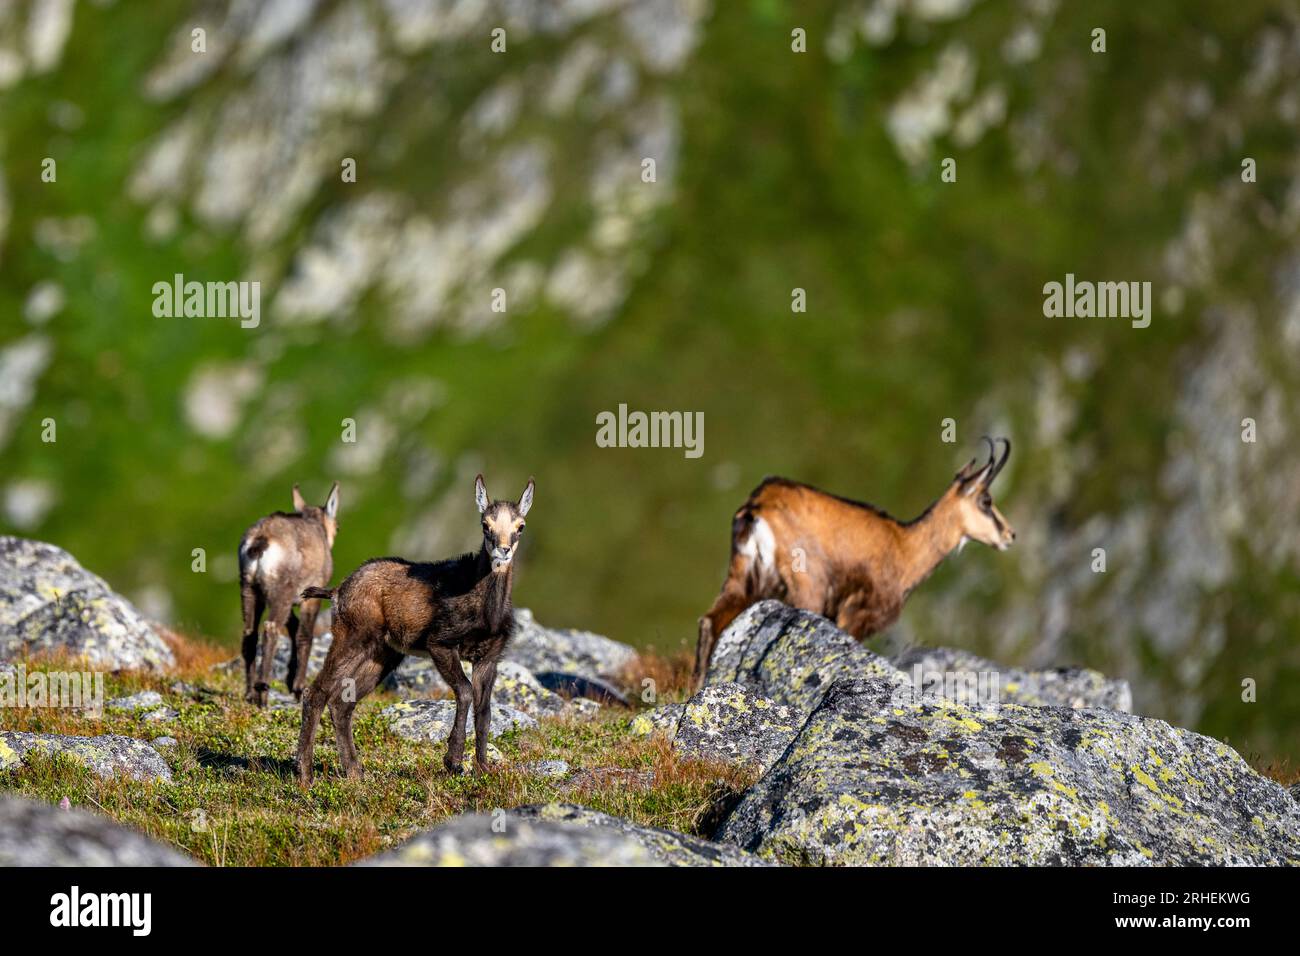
[0, 645, 753, 866]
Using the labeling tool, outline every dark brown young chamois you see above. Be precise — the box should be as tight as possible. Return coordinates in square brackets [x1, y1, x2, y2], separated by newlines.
[238, 482, 339, 706]
[693, 438, 1015, 689]
[295, 474, 533, 786]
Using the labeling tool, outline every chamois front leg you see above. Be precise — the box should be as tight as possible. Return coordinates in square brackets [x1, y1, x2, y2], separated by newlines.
[430, 647, 474, 775]
[694, 582, 753, 690]
[469, 653, 501, 773]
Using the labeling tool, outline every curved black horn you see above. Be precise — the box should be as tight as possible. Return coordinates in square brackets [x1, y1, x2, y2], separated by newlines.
[980, 435, 996, 468]
[986, 437, 1011, 485]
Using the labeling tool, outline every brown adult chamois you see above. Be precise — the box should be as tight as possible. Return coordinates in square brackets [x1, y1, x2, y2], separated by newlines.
[238, 482, 339, 706]
[295, 474, 533, 786]
[693, 438, 1015, 688]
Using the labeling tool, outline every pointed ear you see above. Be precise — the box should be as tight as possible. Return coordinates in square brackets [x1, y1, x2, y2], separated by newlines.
[292, 484, 308, 513]
[959, 462, 994, 495]
[518, 478, 535, 517]
[963, 468, 993, 495]
[953, 458, 979, 484]
[324, 482, 340, 518]
[475, 474, 489, 514]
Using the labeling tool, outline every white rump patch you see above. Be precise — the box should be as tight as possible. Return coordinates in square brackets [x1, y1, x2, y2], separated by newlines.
[242, 539, 287, 578]
[739, 516, 777, 572]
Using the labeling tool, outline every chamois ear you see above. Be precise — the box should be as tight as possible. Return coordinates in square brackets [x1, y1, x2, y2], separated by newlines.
[956, 436, 997, 492]
[474, 474, 489, 514]
[518, 478, 535, 517]
[324, 482, 340, 519]
[292, 484, 308, 513]
[963, 465, 994, 495]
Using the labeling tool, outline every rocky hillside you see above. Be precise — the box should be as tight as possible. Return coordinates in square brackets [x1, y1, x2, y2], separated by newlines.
[2, 539, 1296, 866]
[1, 0, 1299, 762]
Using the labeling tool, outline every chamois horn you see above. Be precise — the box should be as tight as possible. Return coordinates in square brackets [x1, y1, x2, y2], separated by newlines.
[985, 437, 1011, 485]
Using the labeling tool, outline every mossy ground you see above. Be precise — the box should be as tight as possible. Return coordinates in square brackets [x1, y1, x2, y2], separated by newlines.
[0, 636, 753, 866]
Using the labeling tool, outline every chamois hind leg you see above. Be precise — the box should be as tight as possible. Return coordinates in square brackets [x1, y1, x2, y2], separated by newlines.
[254, 593, 294, 708]
[430, 647, 473, 775]
[296, 617, 376, 786]
[330, 644, 402, 781]
[240, 582, 265, 703]
[287, 597, 322, 700]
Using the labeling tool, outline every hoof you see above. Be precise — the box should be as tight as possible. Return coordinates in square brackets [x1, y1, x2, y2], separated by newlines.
[443, 755, 463, 776]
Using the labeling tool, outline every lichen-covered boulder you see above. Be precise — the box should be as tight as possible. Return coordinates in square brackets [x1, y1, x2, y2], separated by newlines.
[380, 698, 536, 744]
[0, 537, 174, 671]
[504, 608, 638, 682]
[359, 812, 662, 866]
[718, 678, 1300, 866]
[0, 732, 172, 782]
[563, 697, 603, 720]
[0, 795, 194, 866]
[892, 646, 1133, 712]
[524, 759, 570, 779]
[486, 661, 566, 715]
[106, 690, 165, 713]
[383, 655, 442, 697]
[512, 803, 773, 867]
[706, 600, 901, 717]
[629, 702, 686, 737]
[671, 682, 800, 772]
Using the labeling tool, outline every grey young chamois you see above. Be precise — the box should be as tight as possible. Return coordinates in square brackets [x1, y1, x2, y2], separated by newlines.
[238, 482, 339, 706]
[295, 474, 533, 786]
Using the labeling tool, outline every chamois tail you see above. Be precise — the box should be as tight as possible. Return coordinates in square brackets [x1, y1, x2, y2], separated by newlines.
[300, 586, 335, 602]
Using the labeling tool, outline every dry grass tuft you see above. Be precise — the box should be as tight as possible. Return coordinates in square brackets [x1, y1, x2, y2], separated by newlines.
[618, 647, 695, 704]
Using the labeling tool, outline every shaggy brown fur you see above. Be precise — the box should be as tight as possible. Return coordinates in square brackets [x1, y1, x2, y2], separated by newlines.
[238, 483, 339, 706]
[693, 439, 1015, 689]
[295, 474, 534, 786]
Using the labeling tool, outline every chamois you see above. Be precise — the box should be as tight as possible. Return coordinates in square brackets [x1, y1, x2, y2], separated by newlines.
[238, 482, 339, 706]
[693, 438, 1015, 688]
[295, 474, 534, 786]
